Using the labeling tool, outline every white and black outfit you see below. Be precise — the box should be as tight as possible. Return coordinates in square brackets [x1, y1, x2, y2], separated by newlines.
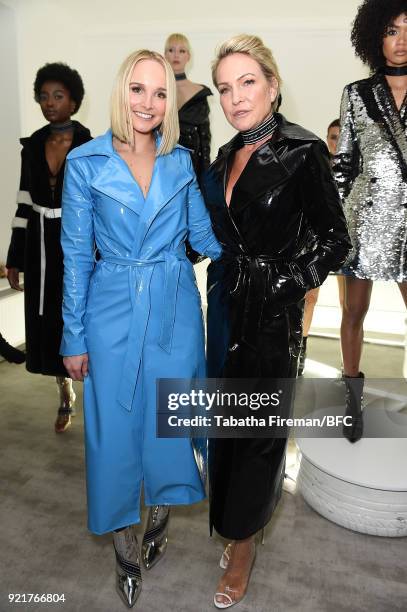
[6, 121, 91, 375]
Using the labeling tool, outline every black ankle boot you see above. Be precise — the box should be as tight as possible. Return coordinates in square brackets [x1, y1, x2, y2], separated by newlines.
[0, 333, 25, 364]
[298, 336, 308, 376]
[342, 372, 364, 443]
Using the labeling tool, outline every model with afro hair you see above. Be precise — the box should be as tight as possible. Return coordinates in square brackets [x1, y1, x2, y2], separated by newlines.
[351, 0, 407, 70]
[34, 62, 85, 113]
[333, 1, 407, 444]
[6, 62, 91, 434]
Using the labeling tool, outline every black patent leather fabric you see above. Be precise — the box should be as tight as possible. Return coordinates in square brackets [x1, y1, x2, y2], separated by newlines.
[202, 113, 351, 539]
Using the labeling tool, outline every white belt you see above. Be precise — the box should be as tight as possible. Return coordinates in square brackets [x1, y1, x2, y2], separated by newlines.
[32, 204, 62, 316]
[32, 204, 62, 218]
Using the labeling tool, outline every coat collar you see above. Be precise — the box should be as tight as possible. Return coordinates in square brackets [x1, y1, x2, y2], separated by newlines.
[21, 121, 91, 148]
[208, 114, 319, 216]
[69, 130, 193, 233]
[215, 113, 318, 161]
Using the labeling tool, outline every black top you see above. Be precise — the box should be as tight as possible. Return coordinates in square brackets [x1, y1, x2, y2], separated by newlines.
[178, 86, 212, 181]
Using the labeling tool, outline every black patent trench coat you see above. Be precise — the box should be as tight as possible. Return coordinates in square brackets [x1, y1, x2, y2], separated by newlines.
[202, 113, 351, 539]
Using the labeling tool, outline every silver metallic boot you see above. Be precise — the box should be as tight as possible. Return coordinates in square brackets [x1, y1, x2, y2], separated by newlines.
[142, 505, 170, 570]
[55, 377, 76, 433]
[113, 526, 142, 608]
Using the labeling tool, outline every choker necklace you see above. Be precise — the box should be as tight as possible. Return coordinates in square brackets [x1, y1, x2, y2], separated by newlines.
[49, 120, 74, 133]
[241, 113, 277, 145]
[175, 72, 187, 81]
[380, 65, 407, 76]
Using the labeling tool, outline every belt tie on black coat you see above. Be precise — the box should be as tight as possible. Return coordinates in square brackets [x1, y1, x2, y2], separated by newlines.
[221, 252, 288, 352]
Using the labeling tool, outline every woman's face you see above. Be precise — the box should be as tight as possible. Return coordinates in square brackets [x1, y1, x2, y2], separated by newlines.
[383, 12, 407, 66]
[165, 41, 190, 74]
[38, 81, 75, 123]
[129, 59, 167, 136]
[216, 53, 278, 132]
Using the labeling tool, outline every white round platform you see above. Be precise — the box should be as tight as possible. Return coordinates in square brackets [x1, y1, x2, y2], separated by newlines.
[296, 371, 407, 537]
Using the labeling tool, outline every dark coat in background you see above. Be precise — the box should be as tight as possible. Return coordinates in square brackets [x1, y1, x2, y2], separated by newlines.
[202, 113, 351, 539]
[178, 86, 212, 181]
[6, 121, 92, 376]
[179, 86, 213, 264]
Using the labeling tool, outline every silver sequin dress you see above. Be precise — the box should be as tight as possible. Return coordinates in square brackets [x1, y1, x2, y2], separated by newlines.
[333, 72, 407, 281]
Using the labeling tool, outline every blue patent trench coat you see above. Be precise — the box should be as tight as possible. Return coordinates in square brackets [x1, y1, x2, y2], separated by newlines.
[60, 130, 221, 535]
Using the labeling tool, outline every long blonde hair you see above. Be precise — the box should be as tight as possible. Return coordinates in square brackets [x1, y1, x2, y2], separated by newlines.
[110, 49, 179, 155]
[212, 34, 282, 111]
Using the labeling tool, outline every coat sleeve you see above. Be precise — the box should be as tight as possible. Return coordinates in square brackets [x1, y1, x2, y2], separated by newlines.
[184, 154, 222, 260]
[332, 84, 361, 202]
[6, 147, 32, 271]
[294, 139, 352, 289]
[59, 158, 95, 356]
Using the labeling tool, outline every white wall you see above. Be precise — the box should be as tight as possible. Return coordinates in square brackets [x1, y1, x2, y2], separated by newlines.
[0, 1, 20, 263]
[11, 0, 368, 144]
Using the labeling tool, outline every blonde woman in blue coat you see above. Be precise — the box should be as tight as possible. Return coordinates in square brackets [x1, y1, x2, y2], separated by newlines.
[60, 49, 221, 608]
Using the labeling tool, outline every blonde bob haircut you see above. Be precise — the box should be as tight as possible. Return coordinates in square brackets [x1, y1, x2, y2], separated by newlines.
[110, 49, 179, 156]
[212, 34, 282, 112]
[164, 33, 191, 55]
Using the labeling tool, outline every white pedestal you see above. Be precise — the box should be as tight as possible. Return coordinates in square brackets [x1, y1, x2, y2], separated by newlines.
[296, 370, 407, 537]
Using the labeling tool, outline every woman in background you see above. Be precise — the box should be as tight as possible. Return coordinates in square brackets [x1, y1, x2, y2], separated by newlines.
[165, 33, 213, 263]
[334, 0, 407, 443]
[6, 62, 91, 432]
[164, 32, 212, 181]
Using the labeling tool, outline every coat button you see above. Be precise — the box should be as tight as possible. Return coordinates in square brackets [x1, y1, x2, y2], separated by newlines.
[367, 201, 373, 206]
[370, 177, 377, 183]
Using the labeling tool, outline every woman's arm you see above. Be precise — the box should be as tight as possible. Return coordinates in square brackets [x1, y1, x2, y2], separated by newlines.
[184, 154, 222, 260]
[60, 157, 95, 358]
[6, 147, 32, 289]
[295, 139, 352, 290]
[332, 84, 361, 202]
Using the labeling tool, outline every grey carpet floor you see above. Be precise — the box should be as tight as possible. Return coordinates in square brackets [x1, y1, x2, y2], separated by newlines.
[0, 337, 406, 612]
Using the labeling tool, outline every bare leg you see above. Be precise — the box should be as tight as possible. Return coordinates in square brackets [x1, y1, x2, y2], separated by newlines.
[214, 537, 256, 608]
[302, 287, 320, 337]
[340, 277, 373, 376]
[397, 281, 407, 308]
[397, 283, 407, 379]
[336, 275, 345, 310]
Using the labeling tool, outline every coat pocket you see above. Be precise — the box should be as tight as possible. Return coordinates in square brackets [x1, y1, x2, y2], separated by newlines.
[268, 263, 307, 309]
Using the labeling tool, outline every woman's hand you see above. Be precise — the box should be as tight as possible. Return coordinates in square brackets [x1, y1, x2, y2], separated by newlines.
[7, 267, 23, 291]
[63, 354, 89, 381]
[269, 263, 307, 309]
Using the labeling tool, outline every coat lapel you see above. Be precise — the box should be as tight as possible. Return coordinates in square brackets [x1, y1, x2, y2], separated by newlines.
[90, 155, 144, 216]
[371, 73, 407, 178]
[137, 151, 192, 249]
[230, 142, 290, 215]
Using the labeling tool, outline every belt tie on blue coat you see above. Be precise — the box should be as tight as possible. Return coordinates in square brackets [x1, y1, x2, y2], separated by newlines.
[101, 248, 185, 411]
